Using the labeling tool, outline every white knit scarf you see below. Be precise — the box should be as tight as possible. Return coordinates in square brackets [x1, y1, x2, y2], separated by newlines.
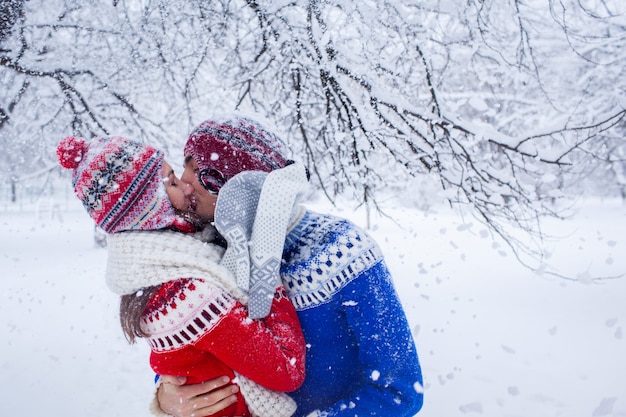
[105, 226, 243, 298]
[105, 228, 297, 417]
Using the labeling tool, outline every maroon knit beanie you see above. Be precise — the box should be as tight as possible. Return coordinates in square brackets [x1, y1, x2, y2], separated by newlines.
[56, 135, 195, 234]
[184, 117, 290, 193]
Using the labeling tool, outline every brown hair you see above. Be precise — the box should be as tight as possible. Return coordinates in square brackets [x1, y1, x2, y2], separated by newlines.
[119, 286, 160, 344]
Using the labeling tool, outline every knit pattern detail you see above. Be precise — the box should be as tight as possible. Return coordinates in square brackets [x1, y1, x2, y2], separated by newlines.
[215, 171, 266, 292]
[92, 142, 164, 232]
[141, 279, 236, 352]
[237, 375, 297, 417]
[185, 117, 289, 185]
[215, 162, 309, 318]
[57, 136, 193, 234]
[282, 211, 383, 311]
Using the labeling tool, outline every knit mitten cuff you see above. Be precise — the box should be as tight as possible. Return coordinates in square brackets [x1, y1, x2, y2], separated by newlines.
[236, 372, 297, 417]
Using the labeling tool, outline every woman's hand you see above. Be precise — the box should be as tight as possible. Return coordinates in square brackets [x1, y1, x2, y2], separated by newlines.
[157, 375, 240, 417]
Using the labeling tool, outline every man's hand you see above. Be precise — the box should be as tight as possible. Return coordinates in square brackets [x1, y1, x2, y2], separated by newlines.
[157, 375, 240, 417]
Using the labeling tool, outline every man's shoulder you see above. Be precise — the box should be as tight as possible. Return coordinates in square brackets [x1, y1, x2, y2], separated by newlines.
[288, 209, 377, 251]
[282, 210, 384, 310]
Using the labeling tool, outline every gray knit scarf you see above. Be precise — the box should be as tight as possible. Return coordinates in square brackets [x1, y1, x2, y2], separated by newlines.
[214, 162, 309, 319]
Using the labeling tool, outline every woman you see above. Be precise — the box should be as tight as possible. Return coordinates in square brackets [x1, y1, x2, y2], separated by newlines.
[56, 135, 305, 417]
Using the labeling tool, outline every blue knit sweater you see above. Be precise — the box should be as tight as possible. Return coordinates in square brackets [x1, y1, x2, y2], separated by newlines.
[281, 210, 423, 417]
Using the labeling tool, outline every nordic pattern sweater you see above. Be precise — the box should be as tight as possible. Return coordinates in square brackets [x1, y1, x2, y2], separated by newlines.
[281, 210, 424, 417]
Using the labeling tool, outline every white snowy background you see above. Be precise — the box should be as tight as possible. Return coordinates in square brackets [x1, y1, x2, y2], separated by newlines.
[1, 1, 625, 416]
[1, 191, 624, 417]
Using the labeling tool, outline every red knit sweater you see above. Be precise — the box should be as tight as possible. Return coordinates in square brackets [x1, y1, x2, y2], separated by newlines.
[142, 278, 306, 417]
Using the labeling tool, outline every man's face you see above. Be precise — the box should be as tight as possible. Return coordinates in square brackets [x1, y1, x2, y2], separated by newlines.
[181, 155, 218, 223]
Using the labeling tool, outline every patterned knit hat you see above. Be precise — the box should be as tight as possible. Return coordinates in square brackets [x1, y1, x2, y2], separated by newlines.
[56, 135, 194, 234]
[184, 117, 290, 193]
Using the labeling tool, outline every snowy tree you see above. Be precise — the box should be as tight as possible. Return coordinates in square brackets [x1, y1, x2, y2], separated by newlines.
[1, 0, 624, 264]
[217, 0, 625, 262]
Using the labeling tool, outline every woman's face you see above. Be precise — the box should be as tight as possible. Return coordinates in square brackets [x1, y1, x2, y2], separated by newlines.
[162, 160, 197, 213]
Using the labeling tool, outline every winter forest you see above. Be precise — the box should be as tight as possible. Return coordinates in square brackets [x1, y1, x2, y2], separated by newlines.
[2, 0, 625, 254]
[1, 0, 625, 416]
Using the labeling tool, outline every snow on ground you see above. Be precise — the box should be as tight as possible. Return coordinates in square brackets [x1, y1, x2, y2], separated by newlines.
[1, 195, 625, 417]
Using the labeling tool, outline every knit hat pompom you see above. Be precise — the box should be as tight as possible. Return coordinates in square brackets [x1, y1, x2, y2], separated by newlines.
[184, 116, 290, 193]
[57, 136, 88, 169]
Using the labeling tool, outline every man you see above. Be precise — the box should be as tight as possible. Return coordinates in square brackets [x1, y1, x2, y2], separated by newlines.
[156, 116, 424, 417]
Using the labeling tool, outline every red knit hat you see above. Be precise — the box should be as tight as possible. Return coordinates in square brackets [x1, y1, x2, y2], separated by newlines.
[56, 135, 194, 234]
[184, 117, 290, 192]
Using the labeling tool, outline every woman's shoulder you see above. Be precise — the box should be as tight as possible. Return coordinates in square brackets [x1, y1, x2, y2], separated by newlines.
[141, 278, 237, 351]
